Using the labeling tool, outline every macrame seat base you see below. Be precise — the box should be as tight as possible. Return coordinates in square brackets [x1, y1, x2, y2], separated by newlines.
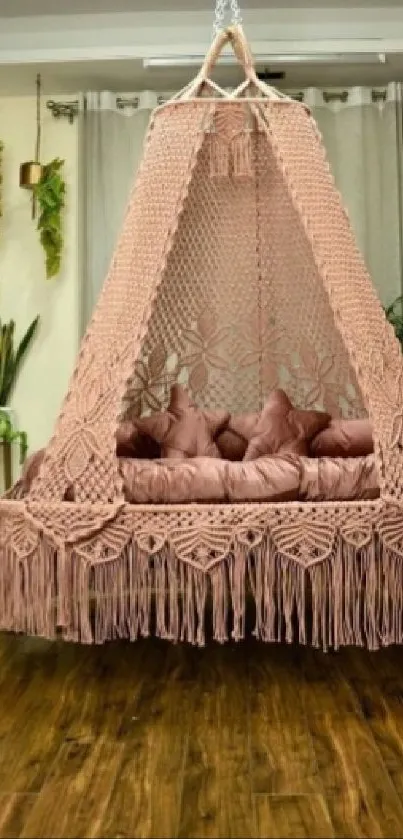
[2, 26, 403, 649]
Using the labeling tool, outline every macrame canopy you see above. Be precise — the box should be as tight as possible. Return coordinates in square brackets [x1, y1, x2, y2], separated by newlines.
[29, 19, 402, 510]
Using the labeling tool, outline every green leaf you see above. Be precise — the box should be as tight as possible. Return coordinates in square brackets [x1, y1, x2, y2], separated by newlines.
[32, 158, 66, 280]
[384, 296, 403, 350]
[0, 317, 39, 404]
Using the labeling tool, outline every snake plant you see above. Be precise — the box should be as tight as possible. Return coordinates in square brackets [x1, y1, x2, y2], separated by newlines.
[0, 317, 39, 406]
[0, 410, 27, 464]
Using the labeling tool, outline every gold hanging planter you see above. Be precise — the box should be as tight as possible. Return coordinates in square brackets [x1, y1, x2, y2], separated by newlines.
[19, 161, 43, 189]
[19, 73, 43, 216]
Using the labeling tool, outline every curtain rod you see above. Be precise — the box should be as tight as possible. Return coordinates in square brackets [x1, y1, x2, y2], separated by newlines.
[46, 87, 391, 121]
[46, 99, 79, 123]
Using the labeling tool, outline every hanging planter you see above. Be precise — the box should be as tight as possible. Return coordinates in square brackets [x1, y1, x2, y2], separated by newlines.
[19, 161, 43, 190]
[19, 74, 44, 213]
[19, 74, 66, 278]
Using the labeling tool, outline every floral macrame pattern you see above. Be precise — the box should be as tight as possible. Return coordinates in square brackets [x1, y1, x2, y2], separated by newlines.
[237, 316, 284, 395]
[294, 339, 363, 417]
[125, 345, 179, 417]
[181, 310, 231, 396]
[30, 338, 134, 502]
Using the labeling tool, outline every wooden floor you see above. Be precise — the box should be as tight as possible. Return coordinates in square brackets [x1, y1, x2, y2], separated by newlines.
[1, 634, 403, 838]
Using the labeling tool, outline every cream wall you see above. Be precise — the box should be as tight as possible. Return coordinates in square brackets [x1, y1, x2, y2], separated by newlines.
[0, 95, 80, 458]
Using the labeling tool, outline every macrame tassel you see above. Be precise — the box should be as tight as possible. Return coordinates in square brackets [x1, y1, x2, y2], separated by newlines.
[9, 536, 56, 639]
[127, 543, 153, 641]
[363, 538, 379, 650]
[247, 547, 263, 639]
[264, 543, 279, 642]
[57, 542, 70, 631]
[381, 546, 403, 646]
[229, 547, 247, 641]
[180, 562, 207, 646]
[231, 131, 253, 178]
[309, 559, 334, 652]
[211, 563, 229, 643]
[209, 134, 230, 178]
[68, 552, 92, 644]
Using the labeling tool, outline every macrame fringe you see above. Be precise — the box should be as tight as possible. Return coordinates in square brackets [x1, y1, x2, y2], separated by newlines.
[231, 131, 253, 178]
[209, 132, 253, 179]
[0, 534, 402, 649]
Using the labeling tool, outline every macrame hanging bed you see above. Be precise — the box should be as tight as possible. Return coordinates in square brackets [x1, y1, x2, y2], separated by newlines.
[2, 7, 403, 650]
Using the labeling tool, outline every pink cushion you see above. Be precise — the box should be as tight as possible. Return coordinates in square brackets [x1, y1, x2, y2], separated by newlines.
[310, 419, 373, 458]
[135, 385, 229, 459]
[244, 389, 331, 461]
[116, 419, 161, 459]
[216, 412, 260, 460]
[121, 453, 301, 504]
[300, 455, 379, 501]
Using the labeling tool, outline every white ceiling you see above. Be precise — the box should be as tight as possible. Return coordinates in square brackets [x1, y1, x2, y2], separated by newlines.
[0, 0, 401, 15]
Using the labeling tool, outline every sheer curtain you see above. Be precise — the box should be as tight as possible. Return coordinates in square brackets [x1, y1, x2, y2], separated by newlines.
[306, 83, 403, 305]
[81, 90, 159, 328]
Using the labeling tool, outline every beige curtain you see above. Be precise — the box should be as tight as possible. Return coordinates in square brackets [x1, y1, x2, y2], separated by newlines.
[307, 83, 403, 306]
[81, 91, 158, 329]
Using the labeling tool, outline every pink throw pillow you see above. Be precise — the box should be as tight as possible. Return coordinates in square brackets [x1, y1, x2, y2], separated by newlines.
[310, 418, 374, 458]
[135, 385, 229, 459]
[116, 419, 161, 459]
[244, 389, 331, 461]
[216, 412, 260, 460]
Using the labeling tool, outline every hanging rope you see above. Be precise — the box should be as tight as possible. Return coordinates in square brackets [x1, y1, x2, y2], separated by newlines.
[213, 0, 242, 36]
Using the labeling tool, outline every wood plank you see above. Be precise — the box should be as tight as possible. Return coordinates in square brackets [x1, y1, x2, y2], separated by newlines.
[249, 645, 319, 794]
[0, 794, 37, 839]
[0, 640, 152, 796]
[97, 641, 190, 839]
[340, 648, 403, 804]
[300, 647, 362, 718]
[307, 708, 403, 838]
[178, 643, 255, 839]
[254, 793, 335, 839]
[0, 644, 91, 794]
[19, 739, 123, 839]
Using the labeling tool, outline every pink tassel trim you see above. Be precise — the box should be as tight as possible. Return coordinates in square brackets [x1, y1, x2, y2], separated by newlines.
[0, 530, 402, 651]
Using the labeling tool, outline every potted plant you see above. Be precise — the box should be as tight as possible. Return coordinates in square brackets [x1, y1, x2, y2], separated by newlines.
[385, 296, 403, 348]
[0, 316, 39, 414]
[0, 410, 27, 491]
[33, 158, 66, 279]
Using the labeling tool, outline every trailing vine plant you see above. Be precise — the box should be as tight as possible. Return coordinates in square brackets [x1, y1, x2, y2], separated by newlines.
[384, 296, 403, 348]
[33, 158, 66, 279]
